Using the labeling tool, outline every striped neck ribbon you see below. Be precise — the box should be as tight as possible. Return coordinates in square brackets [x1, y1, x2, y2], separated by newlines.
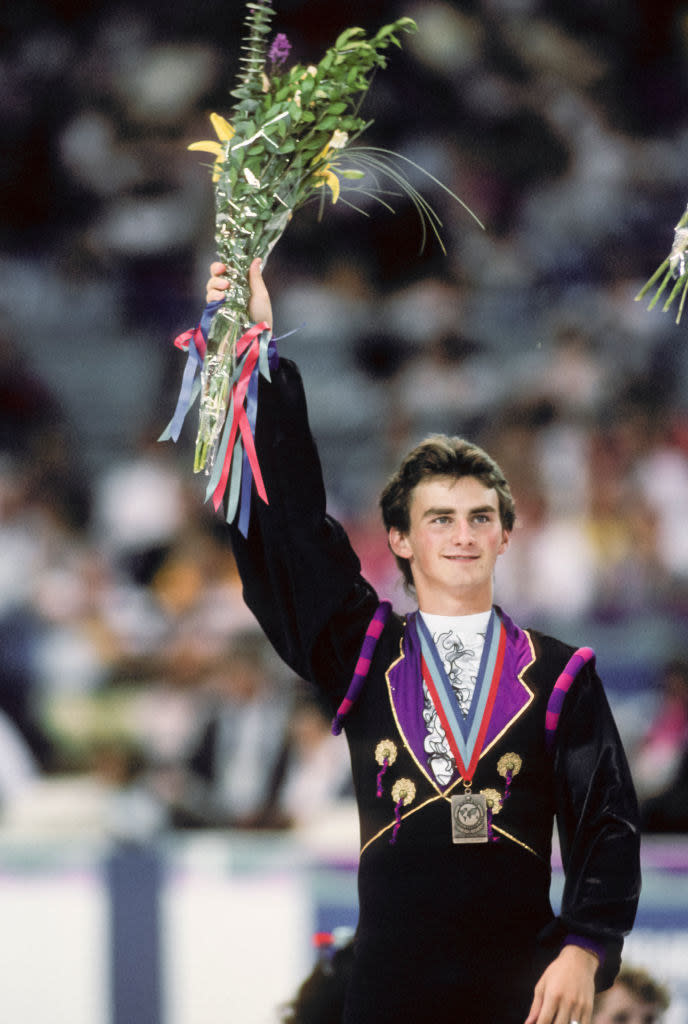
[416, 609, 506, 785]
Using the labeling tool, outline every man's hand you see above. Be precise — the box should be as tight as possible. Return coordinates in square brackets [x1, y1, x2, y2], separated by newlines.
[525, 945, 597, 1024]
[206, 258, 273, 329]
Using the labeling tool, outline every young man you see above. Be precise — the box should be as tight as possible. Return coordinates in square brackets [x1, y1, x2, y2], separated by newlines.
[592, 966, 670, 1024]
[204, 259, 641, 1024]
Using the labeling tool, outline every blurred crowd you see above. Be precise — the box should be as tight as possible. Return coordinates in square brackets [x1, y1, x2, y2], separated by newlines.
[2, 0, 688, 838]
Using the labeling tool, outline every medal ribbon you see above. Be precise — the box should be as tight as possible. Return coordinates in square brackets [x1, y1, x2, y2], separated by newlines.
[417, 611, 506, 784]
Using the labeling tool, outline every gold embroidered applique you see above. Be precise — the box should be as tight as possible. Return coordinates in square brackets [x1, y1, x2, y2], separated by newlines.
[375, 740, 398, 766]
[391, 778, 416, 807]
[375, 739, 398, 798]
[480, 787, 503, 813]
[497, 752, 522, 779]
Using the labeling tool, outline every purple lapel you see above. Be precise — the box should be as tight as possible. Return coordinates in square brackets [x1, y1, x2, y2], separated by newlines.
[385, 607, 535, 786]
[482, 607, 534, 751]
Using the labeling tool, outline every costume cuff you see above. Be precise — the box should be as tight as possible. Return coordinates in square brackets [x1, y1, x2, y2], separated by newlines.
[563, 933, 606, 966]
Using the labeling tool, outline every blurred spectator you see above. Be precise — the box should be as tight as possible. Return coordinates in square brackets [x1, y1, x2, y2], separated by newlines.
[0, 327, 66, 458]
[0, 707, 38, 810]
[592, 964, 671, 1024]
[392, 329, 502, 441]
[0, 458, 58, 767]
[90, 437, 188, 583]
[88, 735, 168, 842]
[494, 484, 599, 624]
[168, 630, 293, 829]
[275, 688, 354, 829]
[637, 658, 688, 833]
[634, 658, 688, 801]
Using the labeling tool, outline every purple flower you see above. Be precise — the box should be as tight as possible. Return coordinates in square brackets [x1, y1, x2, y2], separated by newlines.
[269, 32, 291, 69]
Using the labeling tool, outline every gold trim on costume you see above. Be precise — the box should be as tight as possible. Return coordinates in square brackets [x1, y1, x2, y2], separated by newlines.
[478, 631, 536, 759]
[365, 621, 541, 857]
[360, 791, 450, 856]
[490, 824, 547, 861]
[384, 623, 537, 794]
[385, 637, 445, 794]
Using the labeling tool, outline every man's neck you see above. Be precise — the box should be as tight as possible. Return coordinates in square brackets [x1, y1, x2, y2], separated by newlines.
[417, 592, 493, 617]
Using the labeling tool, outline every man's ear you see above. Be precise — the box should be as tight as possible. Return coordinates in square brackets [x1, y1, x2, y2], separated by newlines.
[498, 529, 510, 556]
[388, 527, 412, 560]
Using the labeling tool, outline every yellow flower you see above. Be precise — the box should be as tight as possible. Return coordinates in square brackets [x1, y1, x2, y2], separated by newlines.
[312, 129, 350, 166]
[188, 113, 236, 182]
[314, 165, 341, 204]
[311, 129, 350, 204]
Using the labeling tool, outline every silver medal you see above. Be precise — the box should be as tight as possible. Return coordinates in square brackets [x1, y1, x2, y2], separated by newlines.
[451, 792, 488, 844]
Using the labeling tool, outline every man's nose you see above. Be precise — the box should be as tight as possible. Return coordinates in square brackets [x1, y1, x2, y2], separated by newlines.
[451, 518, 474, 544]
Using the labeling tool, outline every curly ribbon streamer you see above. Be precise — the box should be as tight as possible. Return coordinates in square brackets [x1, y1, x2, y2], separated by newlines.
[486, 807, 496, 842]
[390, 799, 404, 844]
[389, 778, 415, 845]
[481, 788, 503, 843]
[160, 302, 273, 536]
[159, 300, 221, 443]
[376, 759, 389, 798]
[204, 320, 272, 535]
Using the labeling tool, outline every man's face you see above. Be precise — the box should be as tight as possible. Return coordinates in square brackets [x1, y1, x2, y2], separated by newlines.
[593, 983, 665, 1024]
[388, 475, 509, 615]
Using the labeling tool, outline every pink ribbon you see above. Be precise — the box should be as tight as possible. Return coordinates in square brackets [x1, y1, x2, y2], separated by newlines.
[211, 321, 270, 512]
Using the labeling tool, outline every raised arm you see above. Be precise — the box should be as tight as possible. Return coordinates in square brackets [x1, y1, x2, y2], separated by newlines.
[207, 260, 380, 704]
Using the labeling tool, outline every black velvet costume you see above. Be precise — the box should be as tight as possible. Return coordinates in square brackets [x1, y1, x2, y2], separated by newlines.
[227, 355, 641, 1024]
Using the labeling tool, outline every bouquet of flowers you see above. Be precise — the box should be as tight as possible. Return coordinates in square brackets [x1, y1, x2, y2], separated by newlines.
[162, 0, 479, 534]
[636, 201, 688, 325]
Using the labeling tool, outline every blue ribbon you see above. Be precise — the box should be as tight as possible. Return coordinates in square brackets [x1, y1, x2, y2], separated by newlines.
[159, 299, 226, 443]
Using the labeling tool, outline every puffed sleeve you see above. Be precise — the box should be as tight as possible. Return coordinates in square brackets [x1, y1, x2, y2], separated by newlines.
[549, 662, 641, 988]
[227, 355, 380, 704]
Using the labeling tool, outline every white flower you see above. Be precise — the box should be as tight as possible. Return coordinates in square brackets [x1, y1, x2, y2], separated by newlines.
[329, 129, 349, 150]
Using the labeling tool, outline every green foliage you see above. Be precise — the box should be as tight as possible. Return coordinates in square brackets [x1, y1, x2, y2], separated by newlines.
[189, 2, 475, 473]
[636, 203, 688, 325]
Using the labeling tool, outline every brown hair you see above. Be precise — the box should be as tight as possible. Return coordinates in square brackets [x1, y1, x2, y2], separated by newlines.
[593, 965, 671, 1017]
[379, 434, 515, 588]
